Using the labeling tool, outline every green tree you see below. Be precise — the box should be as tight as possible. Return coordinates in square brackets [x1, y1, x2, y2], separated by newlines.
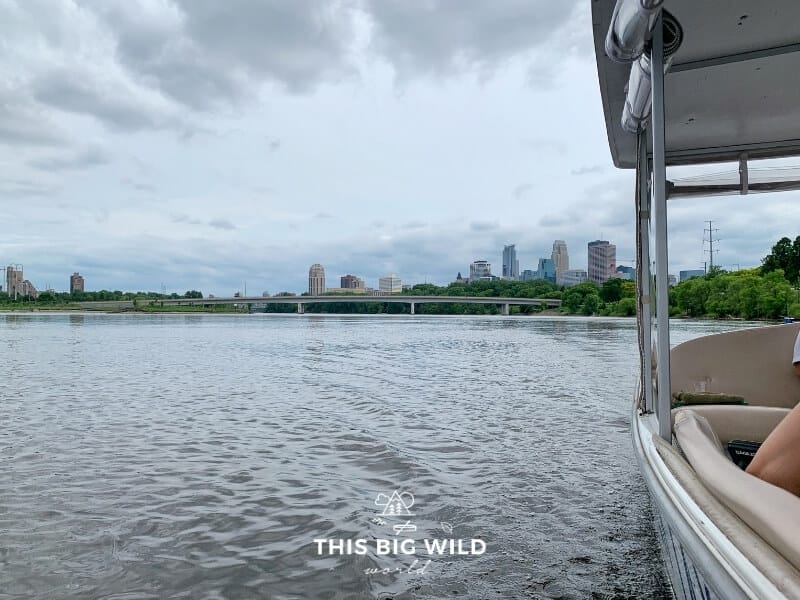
[599, 278, 624, 303]
[762, 236, 800, 283]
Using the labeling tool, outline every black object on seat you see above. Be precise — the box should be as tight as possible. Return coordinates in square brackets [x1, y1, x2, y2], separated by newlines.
[727, 440, 762, 470]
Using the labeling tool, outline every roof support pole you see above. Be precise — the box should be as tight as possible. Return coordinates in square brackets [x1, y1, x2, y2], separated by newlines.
[651, 13, 672, 440]
[638, 130, 654, 414]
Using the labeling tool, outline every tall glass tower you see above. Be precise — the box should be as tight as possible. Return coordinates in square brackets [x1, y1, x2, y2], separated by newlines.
[502, 244, 519, 280]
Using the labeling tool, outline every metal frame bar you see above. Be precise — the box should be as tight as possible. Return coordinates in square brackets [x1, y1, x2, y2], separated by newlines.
[663, 139, 800, 165]
[638, 132, 654, 414]
[651, 15, 672, 441]
[671, 42, 800, 73]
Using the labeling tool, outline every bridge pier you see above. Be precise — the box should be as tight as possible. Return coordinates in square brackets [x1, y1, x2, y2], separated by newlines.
[297, 303, 305, 314]
[502, 303, 510, 316]
[410, 302, 415, 315]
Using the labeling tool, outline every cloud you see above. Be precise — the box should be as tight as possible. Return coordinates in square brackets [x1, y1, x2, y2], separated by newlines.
[208, 218, 236, 230]
[0, 178, 59, 197]
[121, 177, 157, 193]
[513, 183, 534, 199]
[365, 0, 581, 81]
[470, 220, 499, 232]
[29, 145, 113, 171]
[88, 0, 359, 108]
[571, 164, 604, 176]
[171, 213, 203, 226]
[267, 137, 282, 152]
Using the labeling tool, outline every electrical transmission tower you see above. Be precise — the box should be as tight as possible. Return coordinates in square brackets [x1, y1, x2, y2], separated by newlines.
[703, 220, 720, 271]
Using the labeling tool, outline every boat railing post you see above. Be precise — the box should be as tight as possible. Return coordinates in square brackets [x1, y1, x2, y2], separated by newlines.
[651, 13, 672, 440]
[638, 130, 654, 414]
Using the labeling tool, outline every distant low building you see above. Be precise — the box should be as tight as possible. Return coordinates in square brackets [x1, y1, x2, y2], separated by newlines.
[521, 269, 536, 281]
[680, 269, 705, 282]
[379, 274, 402, 294]
[562, 269, 588, 287]
[325, 287, 367, 295]
[340, 274, 365, 289]
[616, 265, 635, 281]
[668, 274, 677, 287]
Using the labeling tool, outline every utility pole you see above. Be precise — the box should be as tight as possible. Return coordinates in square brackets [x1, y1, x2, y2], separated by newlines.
[704, 220, 720, 270]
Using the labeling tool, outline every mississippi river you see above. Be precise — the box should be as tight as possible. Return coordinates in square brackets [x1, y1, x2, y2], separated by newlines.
[1, 313, 754, 599]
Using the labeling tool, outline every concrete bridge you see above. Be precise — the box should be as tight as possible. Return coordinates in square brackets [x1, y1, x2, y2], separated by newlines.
[76, 295, 561, 315]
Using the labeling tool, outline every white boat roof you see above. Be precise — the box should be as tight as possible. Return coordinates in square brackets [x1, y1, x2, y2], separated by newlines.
[593, 0, 800, 168]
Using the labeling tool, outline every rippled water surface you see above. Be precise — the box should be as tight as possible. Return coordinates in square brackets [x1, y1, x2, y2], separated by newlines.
[1, 314, 757, 599]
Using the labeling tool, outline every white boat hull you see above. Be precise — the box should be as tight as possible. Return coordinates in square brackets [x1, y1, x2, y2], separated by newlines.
[632, 408, 785, 600]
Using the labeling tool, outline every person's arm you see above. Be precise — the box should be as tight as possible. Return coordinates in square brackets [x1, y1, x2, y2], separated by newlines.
[746, 402, 800, 496]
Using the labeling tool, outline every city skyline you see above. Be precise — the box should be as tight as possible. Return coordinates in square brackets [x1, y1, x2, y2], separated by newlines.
[0, 231, 750, 296]
[1, 2, 793, 296]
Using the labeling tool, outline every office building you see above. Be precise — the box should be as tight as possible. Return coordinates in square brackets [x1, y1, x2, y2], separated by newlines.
[587, 240, 617, 285]
[521, 269, 536, 281]
[502, 244, 519, 280]
[4, 265, 36, 299]
[6, 266, 23, 298]
[379, 274, 402, 294]
[616, 265, 635, 280]
[340, 274, 365, 289]
[70, 272, 85, 294]
[680, 269, 705, 282]
[308, 264, 326, 295]
[561, 269, 588, 287]
[470, 260, 492, 280]
[535, 258, 556, 283]
[551, 240, 569, 284]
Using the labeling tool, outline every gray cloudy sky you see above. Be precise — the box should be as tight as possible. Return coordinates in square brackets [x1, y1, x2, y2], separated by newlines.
[2, 0, 798, 295]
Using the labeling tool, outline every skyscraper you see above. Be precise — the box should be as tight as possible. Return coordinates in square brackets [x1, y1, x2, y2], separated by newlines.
[308, 264, 326, 295]
[551, 240, 569, 285]
[70, 272, 85, 294]
[502, 244, 519, 280]
[587, 240, 617, 285]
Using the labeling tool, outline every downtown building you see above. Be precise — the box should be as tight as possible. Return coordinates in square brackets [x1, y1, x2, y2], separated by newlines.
[5, 265, 38, 299]
[502, 244, 519, 280]
[70, 272, 85, 294]
[561, 269, 588, 287]
[469, 260, 493, 280]
[308, 264, 326, 295]
[340, 274, 365, 289]
[378, 274, 402, 294]
[587, 240, 617, 285]
[551, 240, 569, 285]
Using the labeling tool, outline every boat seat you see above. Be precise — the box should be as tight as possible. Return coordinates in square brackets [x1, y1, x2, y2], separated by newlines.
[674, 408, 800, 572]
[672, 404, 791, 445]
[670, 322, 800, 409]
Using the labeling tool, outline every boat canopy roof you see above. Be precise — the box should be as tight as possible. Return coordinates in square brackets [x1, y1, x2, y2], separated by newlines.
[593, 0, 800, 168]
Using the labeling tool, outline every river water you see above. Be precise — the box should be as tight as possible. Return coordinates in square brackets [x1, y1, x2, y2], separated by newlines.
[1, 313, 756, 599]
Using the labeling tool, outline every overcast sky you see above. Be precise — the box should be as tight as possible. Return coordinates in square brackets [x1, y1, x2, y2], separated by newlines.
[3, 0, 799, 295]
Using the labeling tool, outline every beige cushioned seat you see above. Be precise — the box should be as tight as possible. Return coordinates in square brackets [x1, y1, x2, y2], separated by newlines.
[674, 408, 800, 571]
